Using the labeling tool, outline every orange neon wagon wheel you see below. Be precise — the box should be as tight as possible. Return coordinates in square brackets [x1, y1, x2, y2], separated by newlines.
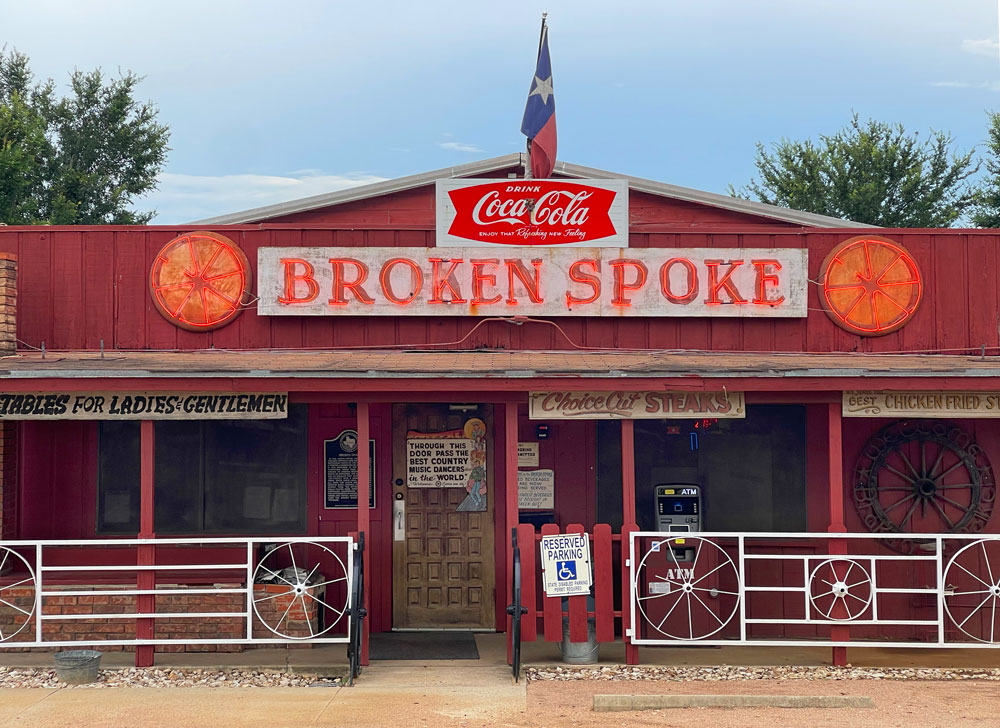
[820, 236, 923, 336]
[149, 231, 251, 331]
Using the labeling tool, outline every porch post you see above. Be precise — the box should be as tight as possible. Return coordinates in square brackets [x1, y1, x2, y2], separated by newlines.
[827, 402, 849, 667]
[136, 420, 155, 668]
[356, 402, 370, 666]
[621, 419, 639, 665]
[504, 402, 519, 664]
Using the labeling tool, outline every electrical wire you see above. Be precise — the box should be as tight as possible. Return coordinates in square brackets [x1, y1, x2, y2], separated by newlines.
[15, 317, 1000, 358]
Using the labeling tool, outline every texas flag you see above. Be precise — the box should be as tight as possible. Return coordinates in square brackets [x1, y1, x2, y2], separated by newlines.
[521, 20, 557, 178]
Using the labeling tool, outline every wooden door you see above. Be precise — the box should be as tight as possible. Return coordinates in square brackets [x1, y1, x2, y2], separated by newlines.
[392, 404, 495, 629]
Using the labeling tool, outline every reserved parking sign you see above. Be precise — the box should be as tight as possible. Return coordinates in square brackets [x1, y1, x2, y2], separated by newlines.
[539, 533, 592, 597]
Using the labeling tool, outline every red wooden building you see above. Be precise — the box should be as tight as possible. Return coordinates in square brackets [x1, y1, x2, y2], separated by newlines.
[1, 153, 999, 666]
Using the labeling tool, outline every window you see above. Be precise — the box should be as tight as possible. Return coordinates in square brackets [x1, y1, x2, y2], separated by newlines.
[597, 405, 807, 532]
[97, 405, 308, 535]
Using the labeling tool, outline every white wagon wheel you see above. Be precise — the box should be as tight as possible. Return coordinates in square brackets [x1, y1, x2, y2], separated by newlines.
[0, 546, 36, 642]
[943, 538, 1000, 643]
[635, 536, 740, 640]
[252, 542, 349, 640]
[808, 558, 873, 621]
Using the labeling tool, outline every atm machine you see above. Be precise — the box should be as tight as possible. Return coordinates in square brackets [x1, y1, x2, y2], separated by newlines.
[654, 483, 702, 562]
[642, 483, 728, 640]
[655, 484, 702, 532]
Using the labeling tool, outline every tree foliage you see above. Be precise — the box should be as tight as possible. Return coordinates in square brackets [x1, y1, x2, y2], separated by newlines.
[971, 112, 1000, 228]
[732, 115, 978, 227]
[0, 49, 169, 224]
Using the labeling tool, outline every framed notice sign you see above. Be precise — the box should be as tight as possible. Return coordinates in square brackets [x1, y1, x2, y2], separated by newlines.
[324, 429, 375, 509]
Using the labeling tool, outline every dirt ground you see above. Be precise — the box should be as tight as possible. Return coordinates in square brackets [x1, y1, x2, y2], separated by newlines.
[518, 679, 999, 728]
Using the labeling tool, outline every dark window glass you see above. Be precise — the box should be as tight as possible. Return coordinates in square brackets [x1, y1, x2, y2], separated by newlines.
[201, 409, 307, 533]
[154, 420, 203, 533]
[96, 405, 308, 535]
[597, 405, 807, 532]
[97, 421, 141, 533]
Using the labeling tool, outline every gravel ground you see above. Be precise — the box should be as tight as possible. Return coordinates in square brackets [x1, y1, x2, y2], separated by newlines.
[0, 666, 342, 688]
[526, 664, 1000, 681]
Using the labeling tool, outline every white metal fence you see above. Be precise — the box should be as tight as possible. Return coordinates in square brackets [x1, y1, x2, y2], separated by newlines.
[628, 532, 1000, 648]
[0, 537, 355, 648]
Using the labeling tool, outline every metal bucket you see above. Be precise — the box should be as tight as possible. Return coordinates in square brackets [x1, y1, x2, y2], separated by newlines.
[53, 650, 102, 685]
[560, 618, 599, 664]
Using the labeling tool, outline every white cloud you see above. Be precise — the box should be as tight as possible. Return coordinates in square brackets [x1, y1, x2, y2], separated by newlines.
[438, 141, 485, 153]
[138, 170, 388, 223]
[930, 80, 1000, 90]
[961, 38, 1000, 57]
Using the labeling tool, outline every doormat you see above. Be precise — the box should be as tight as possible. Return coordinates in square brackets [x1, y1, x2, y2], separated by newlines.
[369, 632, 480, 660]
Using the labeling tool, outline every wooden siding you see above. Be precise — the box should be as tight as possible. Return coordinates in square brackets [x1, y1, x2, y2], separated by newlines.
[262, 185, 802, 228]
[1, 227, 996, 354]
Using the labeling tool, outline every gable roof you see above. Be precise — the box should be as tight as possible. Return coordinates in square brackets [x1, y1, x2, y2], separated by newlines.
[190, 153, 875, 228]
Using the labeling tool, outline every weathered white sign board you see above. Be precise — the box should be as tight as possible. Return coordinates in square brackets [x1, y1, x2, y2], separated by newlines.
[0, 392, 288, 419]
[406, 437, 473, 488]
[540, 533, 592, 597]
[530, 390, 745, 419]
[257, 247, 808, 317]
[517, 441, 540, 467]
[843, 391, 1000, 418]
[517, 468, 554, 509]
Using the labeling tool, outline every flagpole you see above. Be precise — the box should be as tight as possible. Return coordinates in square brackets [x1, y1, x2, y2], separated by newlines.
[526, 13, 547, 179]
[537, 12, 547, 57]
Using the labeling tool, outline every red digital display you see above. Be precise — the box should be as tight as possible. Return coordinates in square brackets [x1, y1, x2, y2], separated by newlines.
[149, 231, 251, 331]
[820, 236, 923, 337]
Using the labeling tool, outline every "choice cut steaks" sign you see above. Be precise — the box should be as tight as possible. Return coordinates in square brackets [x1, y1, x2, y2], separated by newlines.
[257, 247, 807, 318]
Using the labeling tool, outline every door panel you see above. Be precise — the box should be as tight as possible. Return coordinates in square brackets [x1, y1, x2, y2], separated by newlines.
[392, 404, 495, 629]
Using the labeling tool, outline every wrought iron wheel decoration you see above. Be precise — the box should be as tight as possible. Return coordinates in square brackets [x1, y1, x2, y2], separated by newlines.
[347, 533, 366, 685]
[506, 528, 529, 682]
[635, 536, 740, 640]
[808, 558, 873, 621]
[853, 422, 995, 554]
[0, 547, 36, 642]
[252, 542, 349, 640]
[943, 538, 1000, 643]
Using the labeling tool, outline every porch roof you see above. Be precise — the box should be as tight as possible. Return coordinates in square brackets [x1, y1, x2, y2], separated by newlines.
[2, 349, 999, 381]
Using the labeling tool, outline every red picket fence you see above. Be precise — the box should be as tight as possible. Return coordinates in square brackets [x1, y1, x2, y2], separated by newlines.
[514, 522, 630, 645]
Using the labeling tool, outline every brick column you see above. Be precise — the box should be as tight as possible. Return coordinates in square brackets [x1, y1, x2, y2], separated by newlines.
[0, 253, 17, 541]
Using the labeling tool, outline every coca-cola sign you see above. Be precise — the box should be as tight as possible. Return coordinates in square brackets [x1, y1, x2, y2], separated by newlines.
[436, 178, 628, 247]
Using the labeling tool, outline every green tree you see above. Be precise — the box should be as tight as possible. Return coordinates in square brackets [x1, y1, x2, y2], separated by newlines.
[732, 115, 978, 227]
[0, 49, 169, 224]
[971, 112, 1000, 227]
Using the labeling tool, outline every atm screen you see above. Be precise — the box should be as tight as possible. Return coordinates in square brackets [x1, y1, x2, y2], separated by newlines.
[657, 496, 699, 516]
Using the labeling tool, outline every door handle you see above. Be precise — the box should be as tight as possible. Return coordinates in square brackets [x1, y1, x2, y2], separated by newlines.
[393, 498, 405, 541]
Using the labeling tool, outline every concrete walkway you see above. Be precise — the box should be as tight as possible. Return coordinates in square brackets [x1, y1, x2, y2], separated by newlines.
[0, 662, 527, 728]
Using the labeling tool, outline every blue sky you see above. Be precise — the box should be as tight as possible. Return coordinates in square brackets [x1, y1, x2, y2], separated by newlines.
[5, 0, 1000, 222]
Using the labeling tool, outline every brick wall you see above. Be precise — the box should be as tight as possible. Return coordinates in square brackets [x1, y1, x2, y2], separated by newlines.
[0, 583, 326, 652]
[0, 253, 15, 541]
